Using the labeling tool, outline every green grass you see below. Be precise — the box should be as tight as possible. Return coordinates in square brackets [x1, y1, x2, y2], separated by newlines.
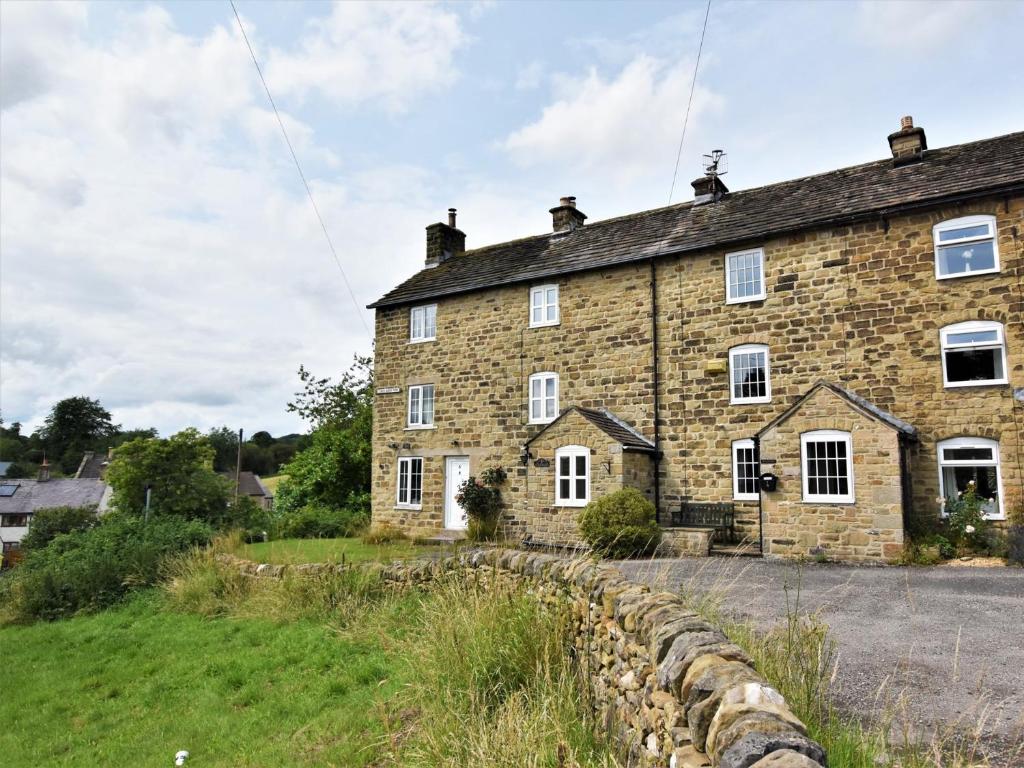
[234, 536, 418, 565]
[259, 475, 287, 494]
[0, 594, 400, 767]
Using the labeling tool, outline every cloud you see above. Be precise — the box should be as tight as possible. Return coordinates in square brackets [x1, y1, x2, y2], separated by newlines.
[515, 60, 545, 91]
[0, 1, 86, 109]
[856, 0, 991, 49]
[264, 1, 465, 112]
[499, 55, 722, 184]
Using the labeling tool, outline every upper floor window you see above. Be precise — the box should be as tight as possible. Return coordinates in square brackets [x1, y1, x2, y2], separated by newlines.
[729, 344, 771, 404]
[396, 456, 423, 508]
[732, 439, 760, 501]
[530, 284, 559, 327]
[937, 437, 1003, 519]
[410, 304, 437, 342]
[933, 215, 999, 280]
[555, 445, 589, 507]
[940, 321, 1007, 388]
[801, 430, 854, 504]
[408, 384, 435, 428]
[725, 248, 766, 303]
[529, 372, 559, 424]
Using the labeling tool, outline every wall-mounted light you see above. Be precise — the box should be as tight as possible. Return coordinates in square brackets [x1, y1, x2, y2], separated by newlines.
[601, 461, 612, 475]
[451, 439, 460, 447]
[519, 447, 532, 466]
[387, 442, 399, 451]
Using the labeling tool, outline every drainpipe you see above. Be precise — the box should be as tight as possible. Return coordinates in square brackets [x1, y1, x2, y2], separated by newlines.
[649, 259, 662, 523]
[754, 435, 764, 553]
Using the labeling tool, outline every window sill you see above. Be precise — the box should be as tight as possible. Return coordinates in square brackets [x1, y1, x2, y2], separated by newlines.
[408, 338, 437, 345]
[725, 294, 766, 305]
[405, 425, 436, 431]
[935, 267, 1000, 281]
[554, 500, 588, 508]
[943, 380, 1008, 389]
[394, 505, 423, 511]
[802, 497, 855, 505]
[528, 419, 557, 426]
[733, 494, 759, 503]
[730, 397, 772, 406]
[528, 321, 561, 329]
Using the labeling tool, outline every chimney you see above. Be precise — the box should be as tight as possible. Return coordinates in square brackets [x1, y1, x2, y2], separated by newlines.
[887, 115, 927, 166]
[549, 196, 587, 233]
[38, 458, 51, 483]
[691, 174, 729, 205]
[425, 208, 465, 267]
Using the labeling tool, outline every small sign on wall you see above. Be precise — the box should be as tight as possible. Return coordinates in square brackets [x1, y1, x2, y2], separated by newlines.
[376, 386, 401, 395]
[533, 458, 551, 468]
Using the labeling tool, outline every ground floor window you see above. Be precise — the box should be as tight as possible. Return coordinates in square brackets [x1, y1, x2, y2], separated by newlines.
[732, 439, 760, 501]
[555, 445, 589, 507]
[801, 430, 854, 503]
[397, 457, 423, 508]
[937, 437, 1003, 518]
[1, 514, 30, 527]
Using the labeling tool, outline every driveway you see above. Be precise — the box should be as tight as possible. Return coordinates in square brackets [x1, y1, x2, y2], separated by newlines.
[617, 557, 1024, 767]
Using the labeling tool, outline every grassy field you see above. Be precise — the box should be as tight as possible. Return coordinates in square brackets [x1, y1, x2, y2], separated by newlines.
[0, 595, 399, 767]
[259, 474, 287, 494]
[234, 536, 422, 564]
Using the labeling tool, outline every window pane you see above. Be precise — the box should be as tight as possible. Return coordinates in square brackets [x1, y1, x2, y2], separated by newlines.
[559, 456, 570, 475]
[945, 349, 1001, 382]
[411, 309, 422, 338]
[938, 224, 991, 242]
[943, 466, 999, 516]
[532, 379, 541, 398]
[398, 462, 409, 503]
[421, 386, 434, 424]
[532, 306, 542, 323]
[532, 400, 540, 419]
[409, 389, 420, 423]
[575, 455, 586, 476]
[937, 241, 996, 275]
[532, 290, 542, 308]
[545, 397, 555, 418]
[546, 304, 557, 322]
[547, 288, 557, 305]
[424, 307, 436, 337]
[545, 378, 555, 397]
[947, 330, 998, 345]
[732, 350, 767, 400]
[728, 251, 763, 299]
[559, 478, 570, 499]
[575, 478, 586, 499]
[943, 447, 993, 462]
[410, 459, 422, 505]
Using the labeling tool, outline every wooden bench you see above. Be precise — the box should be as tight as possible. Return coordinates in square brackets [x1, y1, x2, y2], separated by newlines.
[668, 502, 736, 543]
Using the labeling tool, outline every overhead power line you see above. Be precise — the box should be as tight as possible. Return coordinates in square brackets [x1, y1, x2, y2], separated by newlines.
[667, 0, 713, 205]
[229, 0, 372, 342]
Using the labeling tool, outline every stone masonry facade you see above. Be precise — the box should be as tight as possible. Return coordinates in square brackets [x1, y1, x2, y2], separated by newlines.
[371, 129, 1024, 563]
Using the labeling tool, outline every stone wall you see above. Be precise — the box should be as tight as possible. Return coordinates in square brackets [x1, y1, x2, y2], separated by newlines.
[758, 387, 905, 561]
[372, 194, 1024, 555]
[225, 549, 826, 768]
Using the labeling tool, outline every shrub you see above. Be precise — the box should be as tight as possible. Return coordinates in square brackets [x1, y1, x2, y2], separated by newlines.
[456, 467, 506, 542]
[276, 502, 369, 539]
[943, 483, 991, 553]
[577, 487, 661, 559]
[20, 505, 98, 551]
[3, 515, 212, 622]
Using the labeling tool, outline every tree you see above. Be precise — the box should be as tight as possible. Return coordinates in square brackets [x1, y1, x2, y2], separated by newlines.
[206, 426, 239, 472]
[40, 397, 118, 473]
[277, 356, 373, 515]
[106, 429, 229, 522]
[20, 505, 98, 551]
[250, 431, 274, 448]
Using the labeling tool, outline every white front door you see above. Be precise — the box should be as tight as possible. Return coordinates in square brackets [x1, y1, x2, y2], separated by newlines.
[445, 456, 470, 530]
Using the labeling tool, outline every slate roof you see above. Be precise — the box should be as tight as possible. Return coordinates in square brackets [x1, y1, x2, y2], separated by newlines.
[75, 451, 110, 479]
[755, 381, 918, 439]
[0, 478, 108, 515]
[370, 131, 1024, 309]
[218, 471, 271, 497]
[525, 407, 656, 452]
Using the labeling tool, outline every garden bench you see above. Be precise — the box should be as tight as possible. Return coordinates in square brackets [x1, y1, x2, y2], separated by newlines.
[668, 502, 736, 543]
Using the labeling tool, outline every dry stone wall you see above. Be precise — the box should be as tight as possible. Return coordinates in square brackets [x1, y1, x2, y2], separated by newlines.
[225, 549, 826, 768]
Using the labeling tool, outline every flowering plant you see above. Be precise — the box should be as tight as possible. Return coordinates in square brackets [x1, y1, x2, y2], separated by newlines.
[943, 481, 989, 551]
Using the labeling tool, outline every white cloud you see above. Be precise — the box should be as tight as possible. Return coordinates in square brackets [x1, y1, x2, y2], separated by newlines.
[515, 60, 545, 91]
[264, 1, 465, 112]
[856, 0, 990, 49]
[499, 55, 723, 185]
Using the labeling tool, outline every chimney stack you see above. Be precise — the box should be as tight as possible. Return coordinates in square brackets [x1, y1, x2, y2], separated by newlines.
[887, 115, 927, 166]
[691, 174, 729, 205]
[549, 196, 587, 233]
[425, 208, 466, 267]
[38, 458, 51, 483]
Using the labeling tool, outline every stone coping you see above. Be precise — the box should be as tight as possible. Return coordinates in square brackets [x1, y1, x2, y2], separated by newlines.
[220, 549, 826, 768]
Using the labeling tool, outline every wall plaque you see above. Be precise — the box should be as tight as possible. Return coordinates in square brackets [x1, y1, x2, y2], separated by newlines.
[376, 386, 401, 395]
[533, 458, 551, 468]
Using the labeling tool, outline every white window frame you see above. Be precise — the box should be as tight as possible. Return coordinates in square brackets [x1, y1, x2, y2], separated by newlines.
[800, 430, 855, 504]
[407, 384, 435, 428]
[555, 445, 590, 507]
[728, 344, 772, 405]
[529, 284, 560, 328]
[725, 247, 766, 304]
[732, 439, 760, 501]
[409, 304, 437, 343]
[933, 215, 999, 280]
[528, 372, 559, 424]
[937, 437, 1005, 520]
[396, 456, 424, 509]
[939, 321, 1008, 388]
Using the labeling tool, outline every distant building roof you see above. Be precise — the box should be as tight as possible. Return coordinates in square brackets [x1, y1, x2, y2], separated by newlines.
[218, 471, 271, 497]
[75, 451, 111, 479]
[0, 478, 108, 515]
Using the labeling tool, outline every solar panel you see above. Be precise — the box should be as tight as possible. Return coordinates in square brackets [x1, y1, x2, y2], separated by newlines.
[0, 484, 19, 497]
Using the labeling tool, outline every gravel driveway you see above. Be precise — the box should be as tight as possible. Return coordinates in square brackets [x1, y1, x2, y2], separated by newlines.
[617, 557, 1024, 766]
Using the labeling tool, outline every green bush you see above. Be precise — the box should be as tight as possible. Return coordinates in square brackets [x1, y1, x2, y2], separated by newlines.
[577, 487, 661, 559]
[20, 505, 98, 551]
[276, 500, 369, 539]
[943, 483, 990, 552]
[3, 515, 212, 622]
[1008, 526, 1024, 566]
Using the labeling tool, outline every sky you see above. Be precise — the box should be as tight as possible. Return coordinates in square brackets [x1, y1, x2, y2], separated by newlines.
[1, 0, 1022, 439]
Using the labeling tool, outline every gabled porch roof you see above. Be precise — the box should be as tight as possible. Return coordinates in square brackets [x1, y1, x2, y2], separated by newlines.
[755, 381, 918, 439]
[524, 407, 656, 452]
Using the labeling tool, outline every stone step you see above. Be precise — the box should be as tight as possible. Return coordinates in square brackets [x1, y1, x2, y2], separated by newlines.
[421, 529, 468, 544]
[710, 542, 762, 558]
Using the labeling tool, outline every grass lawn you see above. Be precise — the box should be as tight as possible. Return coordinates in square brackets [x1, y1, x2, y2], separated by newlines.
[259, 474, 287, 494]
[0, 595, 400, 767]
[235, 536, 422, 565]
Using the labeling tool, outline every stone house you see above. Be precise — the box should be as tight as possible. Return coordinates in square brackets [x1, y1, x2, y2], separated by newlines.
[368, 119, 1024, 562]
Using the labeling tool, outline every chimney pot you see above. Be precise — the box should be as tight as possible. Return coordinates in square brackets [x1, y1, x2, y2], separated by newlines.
[549, 196, 586, 233]
[38, 458, 51, 483]
[887, 116, 927, 166]
[448, 208, 457, 227]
